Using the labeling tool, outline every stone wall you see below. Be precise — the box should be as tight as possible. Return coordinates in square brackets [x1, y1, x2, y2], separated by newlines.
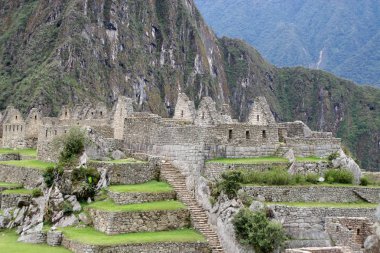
[247, 97, 276, 125]
[173, 93, 196, 122]
[202, 162, 289, 181]
[113, 96, 133, 140]
[1, 192, 31, 209]
[271, 205, 377, 233]
[108, 191, 176, 205]
[89, 208, 190, 234]
[243, 186, 380, 203]
[289, 162, 330, 175]
[0, 153, 20, 161]
[285, 137, 341, 157]
[325, 217, 373, 252]
[62, 237, 211, 253]
[0, 165, 43, 189]
[285, 247, 351, 253]
[89, 161, 158, 185]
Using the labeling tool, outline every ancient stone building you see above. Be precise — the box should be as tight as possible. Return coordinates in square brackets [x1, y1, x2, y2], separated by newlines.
[173, 93, 196, 122]
[248, 97, 276, 125]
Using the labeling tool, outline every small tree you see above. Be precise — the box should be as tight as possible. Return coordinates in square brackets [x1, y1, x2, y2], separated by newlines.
[218, 171, 242, 199]
[233, 208, 287, 253]
[56, 128, 87, 165]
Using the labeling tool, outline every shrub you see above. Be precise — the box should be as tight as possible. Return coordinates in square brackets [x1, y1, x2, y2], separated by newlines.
[328, 152, 339, 162]
[305, 173, 320, 184]
[57, 128, 87, 164]
[233, 208, 286, 253]
[60, 200, 73, 215]
[325, 168, 354, 184]
[43, 166, 64, 187]
[32, 188, 43, 198]
[238, 191, 254, 207]
[360, 177, 370, 186]
[218, 171, 242, 199]
[72, 166, 100, 201]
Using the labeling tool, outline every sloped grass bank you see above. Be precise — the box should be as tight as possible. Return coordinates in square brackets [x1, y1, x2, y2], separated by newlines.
[87, 200, 186, 212]
[0, 160, 54, 170]
[207, 156, 289, 164]
[108, 181, 173, 193]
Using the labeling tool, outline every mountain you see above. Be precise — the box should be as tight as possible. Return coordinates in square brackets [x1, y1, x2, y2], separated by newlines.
[195, 0, 380, 87]
[0, 0, 379, 171]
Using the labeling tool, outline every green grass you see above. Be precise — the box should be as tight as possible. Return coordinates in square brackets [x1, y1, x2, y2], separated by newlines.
[0, 230, 70, 253]
[92, 158, 147, 164]
[0, 148, 37, 157]
[206, 156, 289, 164]
[0, 182, 22, 188]
[88, 200, 186, 212]
[296, 156, 328, 163]
[2, 189, 33, 195]
[61, 227, 205, 245]
[0, 160, 54, 170]
[108, 181, 173, 193]
[244, 183, 380, 188]
[268, 202, 378, 208]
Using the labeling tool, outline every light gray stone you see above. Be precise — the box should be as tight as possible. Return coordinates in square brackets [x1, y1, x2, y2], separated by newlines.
[55, 214, 79, 227]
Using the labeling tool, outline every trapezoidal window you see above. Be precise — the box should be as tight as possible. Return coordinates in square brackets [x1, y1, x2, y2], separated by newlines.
[357, 228, 360, 235]
[257, 115, 259, 122]
[262, 130, 267, 138]
[65, 111, 68, 117]
[202, 112, 205, 119]
[181, 110, 184, 117]
[35, 115, 37, 120]
[15, 116, 18, 120]
[100, 111, 103, 116]
[246, 130, 250, 139]
[228, 129, 233, 140]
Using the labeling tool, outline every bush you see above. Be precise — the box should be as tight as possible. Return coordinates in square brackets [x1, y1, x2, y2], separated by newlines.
[60, 200, 73, 215]
[32, 188, 43, 198]
[328, 152, 339, 162]
[57, 128, 87, 164]
[360, 177, 370, 186]
[233, 208, 286, 253]
[325, 168, 354, 184]
[72, 166, 100, 201]
[238, 191, 254, 207]
[218, 171, 242, 199]
[43, 166, 64, 187]
[305, 173, 320, 184]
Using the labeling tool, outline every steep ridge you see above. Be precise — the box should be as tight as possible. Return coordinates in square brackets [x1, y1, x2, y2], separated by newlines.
[0, 0, 379, 170]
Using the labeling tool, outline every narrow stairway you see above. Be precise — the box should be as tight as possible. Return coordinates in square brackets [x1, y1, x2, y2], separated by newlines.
[161, 162, 225, 253]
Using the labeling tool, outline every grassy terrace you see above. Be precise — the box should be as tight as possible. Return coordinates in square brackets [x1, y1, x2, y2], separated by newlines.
[243, 183, 380, 188]
[0, 160, 54, 170]
[268, 202, 378, 208]
[0, 230, 70, 253]
[108, 181, 173, 193]
[0, 182, 22, 188]
[206, 156, 289, 164]
[87, 200, 186, 212]
[296, 156, 328, 163]
[0, 148, 37, 157]
[92, 158, 147, 164]
[61, 227, 206, 245]
[2, 189, 33, 195]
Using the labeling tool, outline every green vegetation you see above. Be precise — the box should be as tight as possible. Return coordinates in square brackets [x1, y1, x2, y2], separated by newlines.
[0, 182, 22, 188]
[233, 209, 286, 253]
[211, 171, 242, 200]
[87, 200, 186, 212]
[2, 189, 33, 195]
[270, 202, 378, 208]
[72, 166, 100, 201]
[43, 166, 64, 187]
[0, 230, 70, 253]
[324, 168, 354, 184]
[56, 128, 87, 165]
[31, 188, 43, 198]
[0, 148, 37, 157]
[206, 157, 289, 164]
[95, 158, 147, 164]
[0, 160, 54, 170]
[296, 156, 327, 163]
[61, 227, 205, 245]
[108, 181, 173, 193]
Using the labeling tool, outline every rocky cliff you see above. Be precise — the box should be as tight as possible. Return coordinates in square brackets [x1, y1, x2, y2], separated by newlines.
[0, 0, 379, 170]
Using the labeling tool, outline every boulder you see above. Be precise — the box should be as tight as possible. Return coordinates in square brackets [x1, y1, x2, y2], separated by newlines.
[79, 212, 92, 225]
[249, 201, 265, 212]
[332, 149, 362, 184]
[18, 231, 46, 244]
[55, 214, 79, 227]
[111, 150, 126, 160]
[65, 195, 81, 212]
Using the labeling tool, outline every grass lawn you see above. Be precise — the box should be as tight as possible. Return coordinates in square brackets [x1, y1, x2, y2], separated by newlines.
[296, 156, 328, 163]
[93, 158, 147, 164]
[0, 230, 70, 253]
[0, 148, 37, 157]
[0, 182, 22, 188]
[2, 189, 33, 195]
[206, 156, 289, 164]
[0, 160, 54, 170]
[108, 181, 173, 193]
[61, 227, 205, 245]
[268, 202, 378, 208]
[88, 200, 186, 212]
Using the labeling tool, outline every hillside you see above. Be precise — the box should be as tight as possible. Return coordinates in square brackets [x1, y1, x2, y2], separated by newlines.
[0, 0, 379, 171]
[195, 0, 380, 87]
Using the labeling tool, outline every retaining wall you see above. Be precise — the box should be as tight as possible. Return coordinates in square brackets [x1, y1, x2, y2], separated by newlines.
[108, 191, 176, 205]
[0, 165, 43, 188]
[1, 193, 31, 209]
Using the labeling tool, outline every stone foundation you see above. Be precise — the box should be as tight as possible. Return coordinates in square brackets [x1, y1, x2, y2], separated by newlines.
[1, 192, 31, 209]
[286, 246, 352, 253]
[0, 153, 21, 161]
[0, 164, 43, 189]
[62, 237, 211, 253]
[89, 161, 158, 185]
[243, 186, 380, 203]
[108, 191, 176, 205]
[89, 208, 190, 235]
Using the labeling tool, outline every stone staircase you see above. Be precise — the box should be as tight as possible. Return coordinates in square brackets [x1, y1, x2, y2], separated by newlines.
[275, 143, 290, 157]
[161, 162, 225, 253]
